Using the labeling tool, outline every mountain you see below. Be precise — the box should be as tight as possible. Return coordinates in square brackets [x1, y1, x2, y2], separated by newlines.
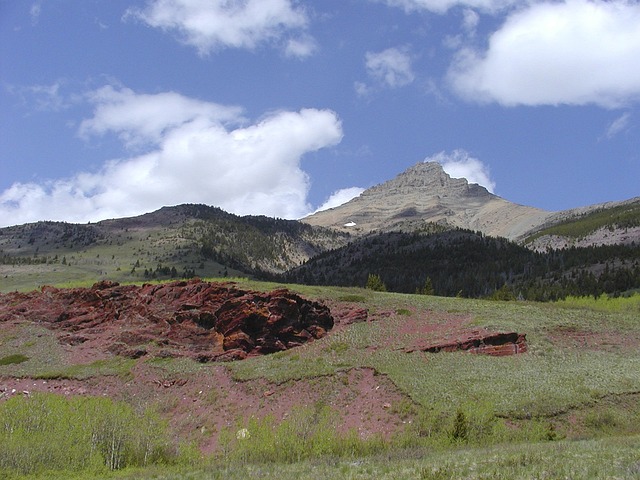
[303, 162, 552, 241]
[0, 204, 350, 292]
[523, 197, 640, 251]
[2, 163, 639, 298]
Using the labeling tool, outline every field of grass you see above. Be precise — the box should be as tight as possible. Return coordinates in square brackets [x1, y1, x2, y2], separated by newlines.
[2, 279, 640, 478]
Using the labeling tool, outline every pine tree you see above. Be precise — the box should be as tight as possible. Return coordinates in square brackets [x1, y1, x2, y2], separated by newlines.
[366, 273, 387, 292]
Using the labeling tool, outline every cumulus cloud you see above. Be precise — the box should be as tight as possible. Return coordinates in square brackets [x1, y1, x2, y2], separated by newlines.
[0, 86, 343, 227]
[78, 85, 245, 148]
[314, 187, 365, 213]
[426, 149, 496, 192]
[365, 47, 415, 88]
[448, 0, 640, 108]
[127, 0, 312, 56]
[375, 0, 517, 15]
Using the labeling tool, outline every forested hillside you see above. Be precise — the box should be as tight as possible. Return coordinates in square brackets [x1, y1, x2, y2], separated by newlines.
[283, 228, 640, 300]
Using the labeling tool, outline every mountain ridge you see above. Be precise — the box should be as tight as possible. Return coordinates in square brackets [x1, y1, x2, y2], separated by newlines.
[1, 162, 639, 295]
[302, 161, 553, 240]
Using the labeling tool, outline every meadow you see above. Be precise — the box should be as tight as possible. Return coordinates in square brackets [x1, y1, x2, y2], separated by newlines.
[1, 279, 640, 479]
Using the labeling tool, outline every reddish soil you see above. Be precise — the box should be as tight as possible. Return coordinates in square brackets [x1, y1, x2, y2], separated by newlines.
[0, 281, 529, 452]
[0, 364, 408, 452]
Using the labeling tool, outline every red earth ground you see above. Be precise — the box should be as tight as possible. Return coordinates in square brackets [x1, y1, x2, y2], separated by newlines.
[0, 279, 530, 452]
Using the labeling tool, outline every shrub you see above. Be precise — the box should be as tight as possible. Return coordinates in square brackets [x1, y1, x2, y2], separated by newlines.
[0, 393, 177, 476]
[219, 404, 387, 465]
[450, 410, 469, 444]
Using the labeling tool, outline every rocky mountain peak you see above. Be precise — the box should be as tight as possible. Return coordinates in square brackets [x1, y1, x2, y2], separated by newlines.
[362, 162, 490, 199]
[303, 161, 551, 240]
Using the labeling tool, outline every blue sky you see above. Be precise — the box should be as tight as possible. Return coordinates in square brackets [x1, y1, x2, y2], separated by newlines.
[1, 0, 639, 227]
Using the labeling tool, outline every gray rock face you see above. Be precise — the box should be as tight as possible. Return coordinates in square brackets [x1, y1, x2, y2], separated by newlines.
[303, 162, 552, 241]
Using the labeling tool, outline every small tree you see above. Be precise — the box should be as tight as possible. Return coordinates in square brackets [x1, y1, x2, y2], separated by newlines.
[450, 409, 469, 444]
[416, 276, 434, 295]
[366, 273, 387, 292]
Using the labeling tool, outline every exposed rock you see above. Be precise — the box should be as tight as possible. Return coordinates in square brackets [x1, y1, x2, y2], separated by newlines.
[337, 307, 369, 325]
[0, 279, 333, 361]
[303, 162, 552, 241]
[406, 330, 527, 356]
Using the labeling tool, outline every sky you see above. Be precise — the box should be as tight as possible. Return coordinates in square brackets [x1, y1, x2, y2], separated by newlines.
[1, 0, 639, 227]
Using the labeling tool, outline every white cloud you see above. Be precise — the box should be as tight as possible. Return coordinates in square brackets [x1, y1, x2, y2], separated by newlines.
[314, 187, 365, 213]
[376, 0, 517, 15]
[0, 86, 343, 227]
[448, 0, 640, 108]
[426, 149, 496, 193]
[461, 8, 479, 34]
[284, 35, 318, 59]
[354, 81, 373, 98]
[365, 47, 415, 88]
[79, 85, 245, 148]
[604, 112, 631, 139]
[127, 0, 311, 56]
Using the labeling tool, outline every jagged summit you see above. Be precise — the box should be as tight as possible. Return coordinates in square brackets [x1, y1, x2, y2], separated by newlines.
[303, 161, 552, 240]
[363, 161, 491, 199]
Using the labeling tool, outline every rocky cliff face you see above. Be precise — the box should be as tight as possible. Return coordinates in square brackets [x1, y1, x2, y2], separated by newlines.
[303, 162, 552, 241]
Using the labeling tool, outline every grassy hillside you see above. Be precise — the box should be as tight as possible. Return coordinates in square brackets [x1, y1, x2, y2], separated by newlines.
[525, 199, 640, 243]
[0, 205, 350, 293]
[2, 278, 640, 478]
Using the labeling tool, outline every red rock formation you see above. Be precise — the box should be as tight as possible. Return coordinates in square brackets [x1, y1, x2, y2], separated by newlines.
[0, 279, 333, 361]
[406, 330, 527, 356]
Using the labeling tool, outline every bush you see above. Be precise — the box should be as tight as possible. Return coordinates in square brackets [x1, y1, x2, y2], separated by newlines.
[219, 403, 387, 464]
[0, 393, 177, 476]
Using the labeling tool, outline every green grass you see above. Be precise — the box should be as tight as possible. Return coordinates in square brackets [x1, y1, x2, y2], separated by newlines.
[0, 393, 186, 477]
[60, 435, 640, 480]
[4, 280, 640, 478]
[34, 358, 136, 380]
[0, 354, 29, 366]
[555, 292, 640, 313]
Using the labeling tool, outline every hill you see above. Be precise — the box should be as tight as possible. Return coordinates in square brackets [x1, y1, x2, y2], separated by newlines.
[0, 204, 350, 292]
[2, 163, 639, 297]
[2, 279, 640, 478]
[283, 227, 640, 300]
[524, 197, 640, 250]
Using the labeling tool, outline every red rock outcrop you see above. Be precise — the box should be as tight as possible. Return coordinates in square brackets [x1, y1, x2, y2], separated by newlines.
[0, 279, 333, 361]
[406, 330, 527, 356]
